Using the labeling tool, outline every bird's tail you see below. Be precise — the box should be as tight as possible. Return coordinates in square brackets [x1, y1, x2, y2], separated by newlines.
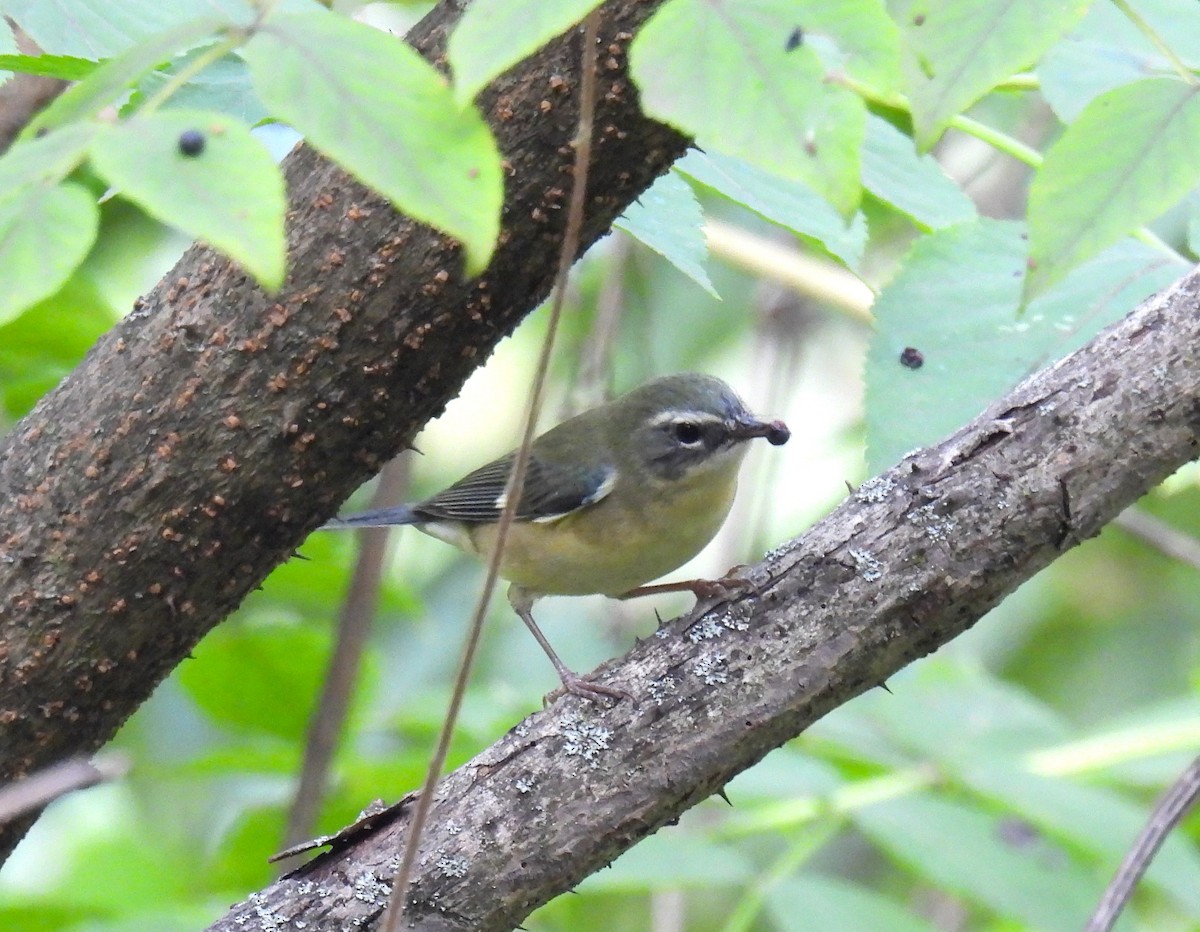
[322, 504, 420, 530]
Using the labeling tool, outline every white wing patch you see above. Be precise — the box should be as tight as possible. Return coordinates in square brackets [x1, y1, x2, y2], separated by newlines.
[531, 468, 617, 524]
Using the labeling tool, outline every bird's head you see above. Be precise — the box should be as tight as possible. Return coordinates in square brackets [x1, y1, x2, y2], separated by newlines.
[613, 373, 790, 484]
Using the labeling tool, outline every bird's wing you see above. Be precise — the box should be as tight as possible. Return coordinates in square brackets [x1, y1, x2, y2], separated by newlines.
[415, 452, 617, 524]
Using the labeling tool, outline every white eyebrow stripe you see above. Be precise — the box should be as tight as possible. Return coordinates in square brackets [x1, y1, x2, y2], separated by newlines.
[647, 410, 727, 429]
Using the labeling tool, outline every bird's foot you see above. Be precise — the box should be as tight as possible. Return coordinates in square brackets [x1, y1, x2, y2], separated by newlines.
[545, 671, 634, 707]
[687, 566, 757, 601]
[621, 566, 758, 603]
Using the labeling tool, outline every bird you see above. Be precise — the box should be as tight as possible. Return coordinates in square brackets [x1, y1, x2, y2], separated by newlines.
[324, 372, 790, 702]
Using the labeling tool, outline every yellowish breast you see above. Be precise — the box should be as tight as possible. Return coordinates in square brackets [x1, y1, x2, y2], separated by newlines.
[466, 466, 740, 597]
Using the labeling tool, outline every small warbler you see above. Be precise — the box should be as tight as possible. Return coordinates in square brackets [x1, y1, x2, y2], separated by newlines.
[326, 372, 789, 701]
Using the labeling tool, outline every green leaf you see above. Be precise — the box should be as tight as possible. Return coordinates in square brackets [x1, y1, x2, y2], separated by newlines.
[448, 0, 604, 105]
[1027, 77, 1200, 297]
[793, 0, 905, 94]
[580, 832, 753, 891]
[164, 744, 299, 778]
[0, 0, 318, 58]
[864, 219, 1181, 473]
[890, 0, 1091, 147]
[960, 765, 1200, 918]
[803, 704, 916, 769]
[768, 875, 933, 932]
[22, 799, 193, 914]
[134, 49, 266, 124]
[81, 196, 192, 313]
[865, 218, 1023, 470]
[24, 17, 226, 139]
[243, 11, 503, 275]
[1038, 0, 1200, 123]
[675, 150, 868, 269]
[178, 622, 327, 741]
[2, 0, 205, 57]
[250, 532, 417, 623]
[0, 52, 97, 80]
[89, 109, 286, 289]
[855, 793, 1099, 928]
[632, 0, 865, 215]
[0, 182, 99, 326]
[1064, 699, 1200, 788]
[615, 170, 718, 298]
[61, 905, 219, 932]
[0, 907, 85, 932]
[855, 658, 1072, 761]
[0, 275, 117, 418]
[861, 114, 975, 229]
[724, 746, 844, 801]
[206, 805, 285, 891]
[0, 123, 96, 195]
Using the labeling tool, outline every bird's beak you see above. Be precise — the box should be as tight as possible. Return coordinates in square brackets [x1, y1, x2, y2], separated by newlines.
[731, 416, 791, 446]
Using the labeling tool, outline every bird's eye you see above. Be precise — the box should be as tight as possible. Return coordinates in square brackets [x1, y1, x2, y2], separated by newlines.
[672, 421, 703, 445]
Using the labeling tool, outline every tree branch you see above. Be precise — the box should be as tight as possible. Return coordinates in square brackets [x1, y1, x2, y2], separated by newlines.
[0, 0, 685, 862]
[208, 268, 1200, 930]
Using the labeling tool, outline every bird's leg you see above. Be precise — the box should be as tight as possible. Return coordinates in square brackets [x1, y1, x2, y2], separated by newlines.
[619, 565, 757, 602]
[508, 586, 633, 705]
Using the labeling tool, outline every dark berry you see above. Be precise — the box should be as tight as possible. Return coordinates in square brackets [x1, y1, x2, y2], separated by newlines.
[178, 130, 206, 157]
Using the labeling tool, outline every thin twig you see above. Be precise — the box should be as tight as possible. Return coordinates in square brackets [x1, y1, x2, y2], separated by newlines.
[380, 12, 602, 929]
[1085, 753, 1200, 931]
[567, 233, 629, 416]
[1113, 506, 1200, 574]
[1109, 0, 1198, 87]
[0, 754, 128, 824]
[280, 456, 410, 857]
[743, 287, 809, 557]
[703, 220, 874, 323]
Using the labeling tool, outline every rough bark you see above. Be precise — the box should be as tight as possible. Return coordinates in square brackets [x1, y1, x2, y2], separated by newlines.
[0, 0, 685, 861]
[206, 268, 1200, 931]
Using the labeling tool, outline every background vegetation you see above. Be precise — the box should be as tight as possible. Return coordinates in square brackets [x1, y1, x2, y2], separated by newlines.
[0, 0, 1199, 929]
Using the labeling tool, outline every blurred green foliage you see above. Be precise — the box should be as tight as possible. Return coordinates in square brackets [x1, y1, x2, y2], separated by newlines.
[2, 0, 1200, 930]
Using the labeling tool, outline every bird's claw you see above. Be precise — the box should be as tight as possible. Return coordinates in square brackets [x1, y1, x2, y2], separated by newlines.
[545, 672, 634, 707]
[689, 567, 757, 601]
